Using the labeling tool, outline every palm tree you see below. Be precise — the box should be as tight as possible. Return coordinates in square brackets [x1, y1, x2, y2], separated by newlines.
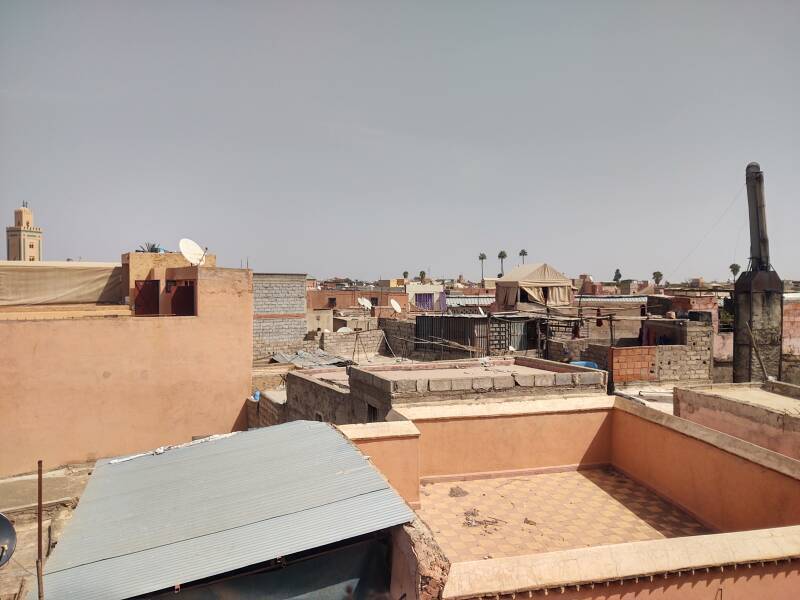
[419, 270, 426, 283]
[730, 263, 741, 281]
[478, 253, 487, 281]
[498, 250, 507, 275]
[519, 249, 528, 264]
[402, 270, 409, 280]
[137, 242, 161, 253]
[613, 268, 622, 283]
[652, 271, 663, 286]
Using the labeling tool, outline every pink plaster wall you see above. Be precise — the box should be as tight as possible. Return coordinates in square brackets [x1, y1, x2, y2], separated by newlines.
[414, 410, 613, 479]
[0, 268, 253, 477]
[350, 434, 420, 507]
[525, 563, 800, 600]
[611, 409, 800, 532]
[674, 387, 800, 460]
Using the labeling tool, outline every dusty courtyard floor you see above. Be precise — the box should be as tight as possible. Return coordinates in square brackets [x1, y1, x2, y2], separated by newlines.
[417, 468, 709, 562]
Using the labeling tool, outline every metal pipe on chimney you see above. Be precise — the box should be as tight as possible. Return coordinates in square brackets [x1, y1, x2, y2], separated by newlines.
[745, 162, 770, 271]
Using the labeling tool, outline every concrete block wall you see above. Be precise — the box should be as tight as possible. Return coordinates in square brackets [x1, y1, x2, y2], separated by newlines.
[285, 370, 375, 424]
[253, 273, 317, 359]
[380, 318, 417, 358]
[348, 357, 607, 408]
[547, 339, 609, 370]
[321, 329, 386, 358]
[253, 273, 307, 313]
[246, 394, 286, 428]
[655, 322, 712, 383]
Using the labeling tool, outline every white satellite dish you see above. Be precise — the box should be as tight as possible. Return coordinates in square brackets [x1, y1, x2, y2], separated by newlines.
[358, 297, 373, 310]
[390, 298, 402, 313]
[179, 238, 207, 266]
[509, 345, 516, 352]
[478, 307, 485, 316]
[338, 326, 354, 333]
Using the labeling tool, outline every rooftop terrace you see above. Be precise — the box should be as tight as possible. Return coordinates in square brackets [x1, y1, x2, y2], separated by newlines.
[340, 394, 800, 598]
[417, 468, 708, 562]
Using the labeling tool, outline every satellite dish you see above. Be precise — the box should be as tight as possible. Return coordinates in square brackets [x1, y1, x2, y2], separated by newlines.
[509, 345, 516, 352]
[358, 297, 372, 310]
[478, 307, 485, 316]
[0, 513, 17, 568]
[179, 238, 208, 266]
[390, 299, 402, 313]
[338, 326, 354, 333]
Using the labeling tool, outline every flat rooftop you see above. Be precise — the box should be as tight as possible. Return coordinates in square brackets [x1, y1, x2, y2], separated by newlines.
[417, 468, 708, 562]
[707, 385, 800, 414]
[376, 363, 556, 382]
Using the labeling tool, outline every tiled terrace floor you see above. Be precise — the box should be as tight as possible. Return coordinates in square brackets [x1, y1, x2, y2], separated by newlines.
[417, 468, 709, 562]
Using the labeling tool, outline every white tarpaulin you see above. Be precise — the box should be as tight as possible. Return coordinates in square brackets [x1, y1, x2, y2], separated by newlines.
[0, 261, 123, 306]
[495, 262, 573, 307]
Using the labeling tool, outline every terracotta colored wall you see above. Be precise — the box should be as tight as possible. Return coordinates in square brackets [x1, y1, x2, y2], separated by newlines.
[350, 435, 420, 507]
[674, 387, 800, 460]
[414, 410, 612, 479]
[610, 347, 657, 383]
[478, 563, 800, 600]
[121, 251, 216, 305]
[783, 301, 800, 354]
[0, 267, 252, 477]
[611, 410, 800, 532]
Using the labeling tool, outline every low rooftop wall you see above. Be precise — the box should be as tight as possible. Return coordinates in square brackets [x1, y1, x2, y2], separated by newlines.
[674, 382, 800, 460]
[340, 395, 800, 599]
[349, 357, 607, 408]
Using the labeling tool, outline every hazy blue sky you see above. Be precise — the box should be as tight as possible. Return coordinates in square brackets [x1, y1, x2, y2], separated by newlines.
[1, 1, 798, 282]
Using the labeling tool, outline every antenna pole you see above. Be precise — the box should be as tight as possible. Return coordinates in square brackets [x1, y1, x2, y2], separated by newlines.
[37, 459, 44, 600]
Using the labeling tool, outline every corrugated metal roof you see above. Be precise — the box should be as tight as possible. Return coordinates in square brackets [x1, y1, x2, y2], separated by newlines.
[32, 421, 413, 600]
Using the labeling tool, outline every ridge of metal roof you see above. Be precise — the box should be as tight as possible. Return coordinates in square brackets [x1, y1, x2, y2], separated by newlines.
[32, 421, 413, 600]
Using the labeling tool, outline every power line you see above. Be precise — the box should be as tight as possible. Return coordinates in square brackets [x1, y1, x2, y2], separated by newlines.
[666, 182, 745, 281]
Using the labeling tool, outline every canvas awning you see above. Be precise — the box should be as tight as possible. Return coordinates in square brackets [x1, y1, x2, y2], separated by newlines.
[495, 263, 573, 307]
[0, 261, 123, 306]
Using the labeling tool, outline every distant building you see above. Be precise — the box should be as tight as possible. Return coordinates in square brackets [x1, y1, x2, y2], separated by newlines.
[6, 202, 43, 261]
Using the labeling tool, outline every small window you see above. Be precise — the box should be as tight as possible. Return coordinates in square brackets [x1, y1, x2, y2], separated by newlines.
[327, 297, 337, 308]
[370, 297, 379, 307]
[367, 404, 378, 422]
[29, 242, 34, 249]
[29, 256, 35, 261]
[315, 412, 324, 422]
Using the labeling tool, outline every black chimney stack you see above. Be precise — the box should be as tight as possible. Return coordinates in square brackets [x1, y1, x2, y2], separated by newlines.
[733, 162, 783, 382]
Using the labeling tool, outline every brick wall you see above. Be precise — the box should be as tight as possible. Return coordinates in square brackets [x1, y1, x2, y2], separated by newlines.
[610, 322, 713, 386]
[253, 273, 314, 359]
[611, 347, 657, 383]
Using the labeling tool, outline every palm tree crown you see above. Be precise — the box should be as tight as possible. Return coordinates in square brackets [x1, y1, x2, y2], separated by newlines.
[519, 249, 528, 264]
[478, 253, 487, 281]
